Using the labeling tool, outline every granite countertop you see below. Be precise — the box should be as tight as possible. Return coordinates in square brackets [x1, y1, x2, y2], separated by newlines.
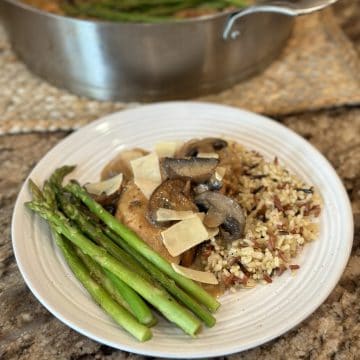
[0, 1, 359, 359]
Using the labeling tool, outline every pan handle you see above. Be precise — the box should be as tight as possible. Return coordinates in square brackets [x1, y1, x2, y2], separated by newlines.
[223, 0, 338, 40]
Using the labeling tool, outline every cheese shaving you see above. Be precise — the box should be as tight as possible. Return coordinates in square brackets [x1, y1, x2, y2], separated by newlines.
[155, 141, 179, 158]
[171, 263, 218, 285]
[197, 152, 219, 159]
[156, 208, 196, 221]
[130, 152, 162, 199]
[161, 216, 209, 256]
[85, 173, 123, 196]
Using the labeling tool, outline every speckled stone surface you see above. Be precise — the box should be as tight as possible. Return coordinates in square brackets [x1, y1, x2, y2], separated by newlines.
[0, 2, 360, 359]
[0, 108, 359, 360]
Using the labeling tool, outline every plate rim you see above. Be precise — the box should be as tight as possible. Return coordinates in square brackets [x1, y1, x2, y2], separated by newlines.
[11, 101, 354, 358]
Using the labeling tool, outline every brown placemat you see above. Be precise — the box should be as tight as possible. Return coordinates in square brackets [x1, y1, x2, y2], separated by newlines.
[0, 8, 359, 135]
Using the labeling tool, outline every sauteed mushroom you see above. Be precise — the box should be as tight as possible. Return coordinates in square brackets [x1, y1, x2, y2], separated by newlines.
[161, 157, 219, 183]
[116, 180, 179, 263]
[195, 191, 246, 240]
[176, 138, 228, 157]
[148, 179, 197, 225]
[194, 176, 222, 194]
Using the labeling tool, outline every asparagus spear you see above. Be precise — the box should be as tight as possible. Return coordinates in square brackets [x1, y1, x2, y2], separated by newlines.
[55, 233, 152, 341]
[65, 2, 170, 22]
[28, 179, 46, 203]
[75, 247, 132, 311]
[28, 179, 151, 341]
[55, 190, 215, 326]
[49, 165, 76, 187]
[61, 0, 247, 22]
[43, 180, 57, 208]
[48, 166, 152, 281]
[26, 201, 201, 336]
[56, 192, 214, 326]
[76, 247, 157, 326]
[104, 227, 216, 327]
[102, 0, 206, 16]
[56, 191, 153, 283]
[65, 181, 220, 312]
[103, 269, 157, 326]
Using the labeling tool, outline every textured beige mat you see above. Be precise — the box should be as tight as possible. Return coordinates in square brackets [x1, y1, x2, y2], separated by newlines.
[0, 8, 359, 135]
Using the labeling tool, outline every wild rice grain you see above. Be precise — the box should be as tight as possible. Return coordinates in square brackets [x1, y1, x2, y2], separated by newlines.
[202, 142, 321, 291]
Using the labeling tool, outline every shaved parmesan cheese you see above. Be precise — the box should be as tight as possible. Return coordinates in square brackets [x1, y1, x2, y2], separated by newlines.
[85, 173, 123, 196]
[197, 152, 219, 159]
[215, 166, 226, 181]
[156, 208, 196, 222]
[161, 216, 209, 257]
[155, 141, 179, 158]
[131, 153, 162, 199]
[156, 209, 218, 239]
[171, 263, 218, 285]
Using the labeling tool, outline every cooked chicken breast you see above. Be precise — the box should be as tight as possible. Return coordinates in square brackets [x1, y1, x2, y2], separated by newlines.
[101, 148, 148, 180]
[116, 180, 179, 264]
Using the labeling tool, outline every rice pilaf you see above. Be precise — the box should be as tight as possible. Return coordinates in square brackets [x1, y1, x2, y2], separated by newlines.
[201, 141, 322, 290]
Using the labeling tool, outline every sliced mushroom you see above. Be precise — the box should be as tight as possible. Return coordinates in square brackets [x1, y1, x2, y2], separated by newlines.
[148, 179, 198, 225]
[176, 138, 228, 158]
[101, 148, 148, 180]
[194, 177, 222, 194]
[116, 180, 180, 263]
[149, 178, 200, 267]
[194, 167, 226, 194]
[161, 157, 219, 183]
[195, 191, 246, 240]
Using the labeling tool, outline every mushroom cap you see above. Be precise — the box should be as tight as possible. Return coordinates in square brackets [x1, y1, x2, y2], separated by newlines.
[148, 179, 197, 225]
[116, 180, 180, 264]
[161, 157, 219, 183]
[195, 191, 246, 240]
[176, 138, 228, 158]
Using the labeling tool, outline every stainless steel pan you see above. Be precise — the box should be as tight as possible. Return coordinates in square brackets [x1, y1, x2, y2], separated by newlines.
[0, 0, 336, 101]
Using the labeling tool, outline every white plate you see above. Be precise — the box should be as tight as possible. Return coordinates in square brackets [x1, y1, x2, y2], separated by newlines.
[12, 102, 353, 358]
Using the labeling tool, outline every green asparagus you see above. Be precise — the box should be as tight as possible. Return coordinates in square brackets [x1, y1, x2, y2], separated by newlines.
[28, 179, 45, 203]
[49, 165, 76, 187]
[104, 227, 216, 327]
[80, 247, 157, 327]
[56, 191, 153, 283]
[75, 247, 133, 311]
[48, 166, 156, 326]
[76, 247, 157, 326]
[26, 201, 202, 336]
[65, 181, 220, 313]
[60, 0, 248, 22]
[28, 179, 151, 341]
[56, 191, 214, 325]
[55, 233, 152, 341]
